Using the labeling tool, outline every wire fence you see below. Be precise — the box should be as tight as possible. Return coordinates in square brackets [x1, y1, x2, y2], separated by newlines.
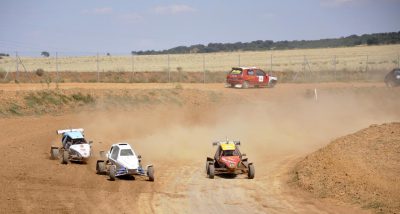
[0, 48, 399, 83]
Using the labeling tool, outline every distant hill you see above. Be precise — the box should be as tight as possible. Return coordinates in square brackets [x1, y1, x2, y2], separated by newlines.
[132, 31, 400, 55]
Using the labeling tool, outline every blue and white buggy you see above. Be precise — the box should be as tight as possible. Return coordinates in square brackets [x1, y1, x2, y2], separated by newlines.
[96, 143, 154, 181]
[50, 128, 92, 164]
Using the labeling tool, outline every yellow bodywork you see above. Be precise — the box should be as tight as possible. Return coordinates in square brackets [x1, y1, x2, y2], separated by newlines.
[221, 142, 236, 151]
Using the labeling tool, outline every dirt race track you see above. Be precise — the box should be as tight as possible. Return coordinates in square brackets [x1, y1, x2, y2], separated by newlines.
[0, 82, 399, 213]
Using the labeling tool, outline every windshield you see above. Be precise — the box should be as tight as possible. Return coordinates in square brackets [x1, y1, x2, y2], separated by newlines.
[120, 149, 134, 156]
[72, 138, 87, 145]
[230, 69, 242, 75]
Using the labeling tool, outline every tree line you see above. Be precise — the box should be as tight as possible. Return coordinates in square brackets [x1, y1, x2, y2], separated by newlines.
[131, 31, 400, 55]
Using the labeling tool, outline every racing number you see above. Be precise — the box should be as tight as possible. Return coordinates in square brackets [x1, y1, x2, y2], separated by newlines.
[258, 76, 264, 82]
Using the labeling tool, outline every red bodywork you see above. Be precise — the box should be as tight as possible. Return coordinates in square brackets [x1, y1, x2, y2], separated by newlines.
[226, 67, 270, 88]
[219, 156, 241, 171]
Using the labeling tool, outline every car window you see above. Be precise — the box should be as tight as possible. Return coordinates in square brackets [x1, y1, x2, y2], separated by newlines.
[247, 70, 255, 76]
[120, 149, 134, 156]
[111, 147, 119, 160]
[230, 69, 242, 75]
[256, 70, 265, 76]
[223, 150, 234, 156]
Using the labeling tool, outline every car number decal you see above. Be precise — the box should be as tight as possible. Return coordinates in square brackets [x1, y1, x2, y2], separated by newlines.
[258, 76, 264, 82]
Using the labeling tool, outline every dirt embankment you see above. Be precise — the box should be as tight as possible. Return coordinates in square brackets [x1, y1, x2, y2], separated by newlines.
[294, 123, 400, 213]
[0, 82, 399, 213]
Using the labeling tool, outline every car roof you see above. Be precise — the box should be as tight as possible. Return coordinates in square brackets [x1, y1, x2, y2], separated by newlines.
[112, 143, 133, 150]
[64, 131, 84, 139]
[232, 66, 258, 70]
[220, 141, 236, 151]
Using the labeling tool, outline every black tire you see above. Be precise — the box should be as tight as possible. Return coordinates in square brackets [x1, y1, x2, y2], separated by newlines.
[386, 80, 395, 87]
[96, 161, 105, 174]
[50, 148, 58, 160]
[147, 166, 155, 182]
[208, 164, 215, 179]
[60, 150, 69, 164]
[109, 165, 116, 181]
[242, 81, 249, 89]
[268, 80, 277, 88]
[206, 161, 211, 173]
[248, 163, 255, 179]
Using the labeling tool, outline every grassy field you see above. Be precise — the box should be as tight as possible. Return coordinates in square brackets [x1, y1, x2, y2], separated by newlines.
[0, 45, 399, 74]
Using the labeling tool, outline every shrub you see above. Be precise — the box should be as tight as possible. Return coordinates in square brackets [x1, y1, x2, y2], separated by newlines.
[35, 68, 45, 77]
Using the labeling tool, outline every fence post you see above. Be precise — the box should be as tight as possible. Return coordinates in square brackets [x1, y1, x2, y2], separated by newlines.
[96, 52, 99, 82]
[131, 54, 135, 82]
[270, 53, 273, 75]
[56, 52, 59, 83]
[203, 54, 206, 84]
[15, 52, 19, 82]
[167, 54, 170, 83]
[333, 55, 336, 81]
[365, 55, 369, 81]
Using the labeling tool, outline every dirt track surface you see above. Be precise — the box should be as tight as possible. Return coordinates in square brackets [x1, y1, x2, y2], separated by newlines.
[0, 82, 399, 213]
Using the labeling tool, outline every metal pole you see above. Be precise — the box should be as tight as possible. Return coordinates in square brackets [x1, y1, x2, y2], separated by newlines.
[203, 54, 205, 84]
[270, 54, 272, 75]
[56, 52, 59, 83]
[97, 52, 99, 82]
[168, 54, 170, 83]
[131, 54, 135, 82]
[238, 54, 241, 67]
[397, 53, 399, 68]
[334, 55, 336, 81]
[15, 52, 19, 82]
[365, 55, 369, 81]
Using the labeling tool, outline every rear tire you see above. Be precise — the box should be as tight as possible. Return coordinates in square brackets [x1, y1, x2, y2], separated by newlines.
[147, 166, 154, 182]
[208, 164, 215, 179]
[242, 81, 249, 89]
[96, 161, 105, 174]
[268, 80, 277, 88]
[60, 150, 69, 164]
[50, 148, 58, 160]
[248, 163, 255, 179]
[109, 165, 116, 181]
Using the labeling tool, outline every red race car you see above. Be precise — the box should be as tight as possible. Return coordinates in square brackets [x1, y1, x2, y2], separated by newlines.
[226, 67, 277, 89]
[206, 139, 255, 179]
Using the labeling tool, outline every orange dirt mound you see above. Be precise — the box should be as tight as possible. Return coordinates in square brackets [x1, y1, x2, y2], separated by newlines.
[294, 122, 400, 213]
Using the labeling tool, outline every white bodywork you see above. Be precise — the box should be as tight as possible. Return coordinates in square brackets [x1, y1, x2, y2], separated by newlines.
[69, 144, 91, 160]
[57, 128, 84, 135]
[106, 143, 150, 176]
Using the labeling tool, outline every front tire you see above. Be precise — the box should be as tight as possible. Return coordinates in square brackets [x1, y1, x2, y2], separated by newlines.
[109, 165, 116, 181]
[208, 164, 215, 179]
[147, 166, 155, 182]
[248, 163, 255, 179]
[60, 150, 69, 164]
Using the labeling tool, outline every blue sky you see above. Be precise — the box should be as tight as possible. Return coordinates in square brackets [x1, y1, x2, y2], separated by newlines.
[0, 0, 399, 55]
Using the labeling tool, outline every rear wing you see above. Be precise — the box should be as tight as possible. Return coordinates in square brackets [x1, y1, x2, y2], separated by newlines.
[57, 128, 84, 135]
[212, 140, 240, 146]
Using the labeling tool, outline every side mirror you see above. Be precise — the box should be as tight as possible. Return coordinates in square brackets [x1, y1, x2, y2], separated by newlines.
[212, 142, 218, 146]
[242, 153, 246, 156]
[138, 155, 142, 159]
[234, 141, 240, 145]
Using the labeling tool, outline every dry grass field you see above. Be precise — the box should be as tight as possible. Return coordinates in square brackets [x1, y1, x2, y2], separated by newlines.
[0, 45, 399, 74]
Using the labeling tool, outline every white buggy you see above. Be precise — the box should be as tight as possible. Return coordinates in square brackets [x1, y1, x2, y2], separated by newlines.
[96, 143, 155, 181]
[50, 128, 92, 164]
